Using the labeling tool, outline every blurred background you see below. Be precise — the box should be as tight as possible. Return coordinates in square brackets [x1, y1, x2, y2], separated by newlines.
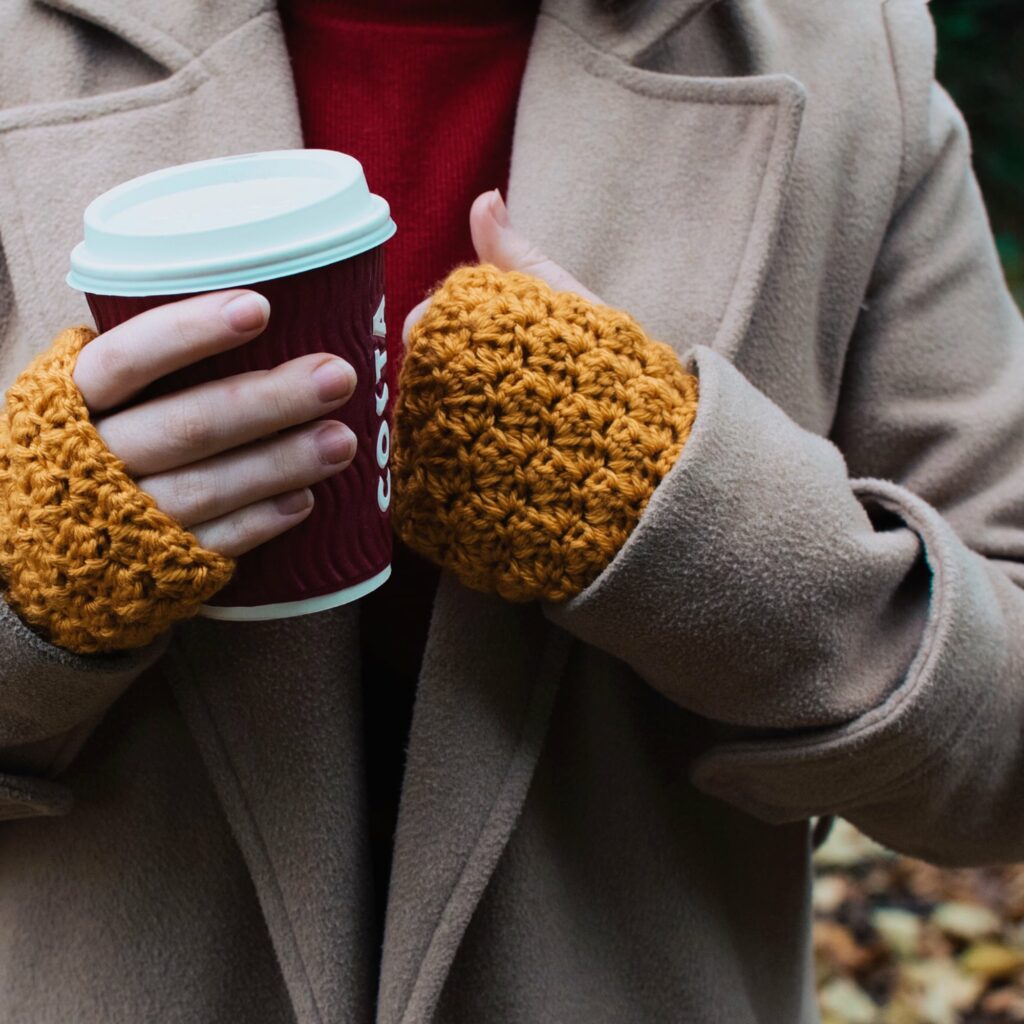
[813, 6, 1023, 1022]
[932, 0, 1023, 304]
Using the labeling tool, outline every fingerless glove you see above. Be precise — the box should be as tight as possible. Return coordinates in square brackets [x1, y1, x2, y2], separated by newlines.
[0, 326, 236, 655]
[392, 264, 699, 602]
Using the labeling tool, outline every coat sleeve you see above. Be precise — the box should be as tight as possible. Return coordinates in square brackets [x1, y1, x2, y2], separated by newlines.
[545, 1, 1024, 867]
[0, 595, 171, 819]
[0, 252, 172, 821]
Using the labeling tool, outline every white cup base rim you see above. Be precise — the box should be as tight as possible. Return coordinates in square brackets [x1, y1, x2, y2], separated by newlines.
[197, 565, 391, 621]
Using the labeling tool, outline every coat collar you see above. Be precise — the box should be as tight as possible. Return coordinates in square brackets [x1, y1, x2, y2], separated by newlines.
[538, 0, 719, 63]
[33, 0, 276, 70]
[33, 0, 717, 69]
[10, 1, 802, 1021]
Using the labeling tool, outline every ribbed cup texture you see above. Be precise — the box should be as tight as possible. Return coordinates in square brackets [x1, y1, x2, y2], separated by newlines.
[86, 247, 392, 611]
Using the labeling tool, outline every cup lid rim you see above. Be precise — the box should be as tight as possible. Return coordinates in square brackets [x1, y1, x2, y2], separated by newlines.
[67, 149, 395, 295]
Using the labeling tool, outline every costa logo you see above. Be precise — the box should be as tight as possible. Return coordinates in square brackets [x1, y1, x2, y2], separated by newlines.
[372, 296, 390, 513]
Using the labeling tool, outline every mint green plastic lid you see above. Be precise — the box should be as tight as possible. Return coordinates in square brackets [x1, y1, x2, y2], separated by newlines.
[66, 149, 396, 296]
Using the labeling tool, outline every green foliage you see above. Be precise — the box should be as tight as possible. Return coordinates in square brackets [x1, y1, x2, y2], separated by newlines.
[933, 0, 1024, 305]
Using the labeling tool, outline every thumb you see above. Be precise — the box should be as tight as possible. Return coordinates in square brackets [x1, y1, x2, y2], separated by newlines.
[402, 190, 605, 348]
[469, 189, 604, 305]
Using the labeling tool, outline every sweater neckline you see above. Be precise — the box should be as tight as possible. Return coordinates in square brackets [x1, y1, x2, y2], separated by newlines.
[277, 0, 539, 26]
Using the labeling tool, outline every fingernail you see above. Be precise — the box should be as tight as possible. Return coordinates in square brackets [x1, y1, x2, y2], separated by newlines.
[316, 423, 356, 464]
[275, 488, 313, 515]
[222, 292, 270, 332]
[491, 189, 510, 228]
[312, 357, 356, 402]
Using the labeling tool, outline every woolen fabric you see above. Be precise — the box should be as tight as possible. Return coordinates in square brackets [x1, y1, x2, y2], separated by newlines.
[0, 326, 237, 653]
[0, 1, 1022, 1022]
[392, 263, 700, 602]
[276, 0, 539, 936]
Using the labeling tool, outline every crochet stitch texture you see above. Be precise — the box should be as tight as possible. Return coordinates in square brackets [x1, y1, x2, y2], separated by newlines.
[392, 264, 699, 602]
[0, 326, 236, 654]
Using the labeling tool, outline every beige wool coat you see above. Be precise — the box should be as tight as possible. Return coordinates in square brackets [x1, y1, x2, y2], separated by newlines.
[1, 0, 1023, 1021]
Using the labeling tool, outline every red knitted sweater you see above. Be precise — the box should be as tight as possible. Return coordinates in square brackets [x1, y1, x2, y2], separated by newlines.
[278, 0, 539, 941]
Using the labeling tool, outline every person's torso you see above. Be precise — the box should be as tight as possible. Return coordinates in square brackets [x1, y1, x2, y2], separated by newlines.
[0, 1, 914, 1020]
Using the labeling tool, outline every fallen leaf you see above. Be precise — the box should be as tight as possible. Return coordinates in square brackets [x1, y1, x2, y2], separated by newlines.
[903, 959, 986, 1024]
[815, 919, 879, 973]
[981, 987, 1024, 1020]
[818, 977, 879, 1024]
[814, 820, 893, 869]
[872, 908, 922, 960]
[932, 902, 1003, 943]
[960, 942, 1024, 981]
[880, 990, 921, 1024]
[815, 874, 851, 915]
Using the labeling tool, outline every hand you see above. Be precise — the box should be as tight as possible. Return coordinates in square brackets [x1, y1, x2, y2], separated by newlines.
[72, 289, 358, 558]
[402, 188, 603, 345]
[393, 189, 699, 603]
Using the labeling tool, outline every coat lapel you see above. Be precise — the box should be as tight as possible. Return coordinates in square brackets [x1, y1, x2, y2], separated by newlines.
[164, 606, 380, 1024]
[0, 3, 363, 1021]
[505, 5, 806, 362]
[0, 0, 304, 385]
[378, 4, 805, 1022]
[376, 578, 574, 1024]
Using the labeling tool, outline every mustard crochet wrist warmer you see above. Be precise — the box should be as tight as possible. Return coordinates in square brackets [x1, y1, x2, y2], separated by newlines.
[0, 326, 236, 655]
[392, 264, 699, 603]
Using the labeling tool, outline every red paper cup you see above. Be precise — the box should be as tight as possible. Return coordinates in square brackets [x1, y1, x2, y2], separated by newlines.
[67, 150, 398, 620]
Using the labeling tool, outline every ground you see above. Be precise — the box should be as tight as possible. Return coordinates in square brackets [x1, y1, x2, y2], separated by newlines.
[814, 821, 1024, 1023]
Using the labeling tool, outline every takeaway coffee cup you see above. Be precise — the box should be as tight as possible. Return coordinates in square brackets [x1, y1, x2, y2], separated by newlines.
[66, 150, 397, 621]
